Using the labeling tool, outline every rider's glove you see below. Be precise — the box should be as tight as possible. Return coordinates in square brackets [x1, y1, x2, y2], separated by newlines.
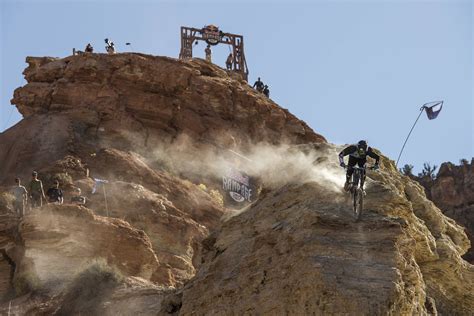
[340, 162, 346, 168]
[373, 164, 379, 170]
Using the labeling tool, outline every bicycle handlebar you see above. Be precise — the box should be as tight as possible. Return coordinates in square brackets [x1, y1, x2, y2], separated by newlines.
[343, 165, 378, 171]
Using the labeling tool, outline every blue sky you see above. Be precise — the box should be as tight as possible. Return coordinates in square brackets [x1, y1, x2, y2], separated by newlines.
[1, 0, 472, 173]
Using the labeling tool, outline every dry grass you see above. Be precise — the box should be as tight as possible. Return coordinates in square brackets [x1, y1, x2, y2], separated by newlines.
[13, 270, 41, 296]
[0, 191, 14, 214]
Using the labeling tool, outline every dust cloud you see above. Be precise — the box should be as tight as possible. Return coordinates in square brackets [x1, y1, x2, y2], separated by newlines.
[148, 134, 346, 193]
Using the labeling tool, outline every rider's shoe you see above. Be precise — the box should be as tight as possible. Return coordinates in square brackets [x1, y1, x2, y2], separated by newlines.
[344, 181, 350, 192]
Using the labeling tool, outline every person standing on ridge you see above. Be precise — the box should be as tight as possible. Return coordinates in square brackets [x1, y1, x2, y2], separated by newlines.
[29, 171, 46, 208]
[46, 180, 64, 204]
[253, 77, 264, 93]
[225, 53, 233, 70]
[339, 140, 380, 191]
[205, 45, 212, 62]
[105, 38, 116, 54]
[12, 178, 28, 217]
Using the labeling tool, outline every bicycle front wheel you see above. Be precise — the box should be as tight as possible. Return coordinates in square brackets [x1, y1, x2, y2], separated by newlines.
[353, 188, 363, 221]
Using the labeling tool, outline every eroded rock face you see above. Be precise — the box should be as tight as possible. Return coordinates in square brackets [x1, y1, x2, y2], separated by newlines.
[10, 54, 325, 156]
[86, 180, 211, 286]
[1, 54, 325, 292]
[414, 160, 474, 262]
[0, 53, 472, 314]
[179, 148, 473, 315]
[14, 204, 172, 291]
[0, 277, 170, 316]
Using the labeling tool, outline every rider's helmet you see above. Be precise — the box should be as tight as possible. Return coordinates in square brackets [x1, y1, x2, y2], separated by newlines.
[357, 140, 368, 154]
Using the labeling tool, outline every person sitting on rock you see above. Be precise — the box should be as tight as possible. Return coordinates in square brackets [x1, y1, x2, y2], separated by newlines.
[70, 187, 86, 206]
[339, 140, 380, 191]
[225, 53, 233, 70]
[85, 43, 94, 53]
[29, 171, 46, 208]
[253, 77, 264, 93]
[263, 85, 270, 97]
[12, 178, 28, 217]
[46, 180, 64, 204]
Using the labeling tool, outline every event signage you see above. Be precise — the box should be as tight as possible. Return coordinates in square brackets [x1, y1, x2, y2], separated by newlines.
[222, 168, 252, 203]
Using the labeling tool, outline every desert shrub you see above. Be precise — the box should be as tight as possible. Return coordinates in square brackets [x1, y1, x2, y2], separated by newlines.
[0, 192, 14, 214]
[14, 270, 41, 296]
[198, 183, 224, 207]
[209, 189, 224, 207]
[42, 172, 74, 189]
[400, 164, 414, 176]
[55, 259, 124, 316]
[418, 163, 438, 180]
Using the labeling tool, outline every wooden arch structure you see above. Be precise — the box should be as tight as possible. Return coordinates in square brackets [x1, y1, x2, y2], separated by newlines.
[179, 25, 249, 81]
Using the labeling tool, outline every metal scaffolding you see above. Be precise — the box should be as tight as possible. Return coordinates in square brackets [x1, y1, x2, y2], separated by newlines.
[179, 25, 249, 81]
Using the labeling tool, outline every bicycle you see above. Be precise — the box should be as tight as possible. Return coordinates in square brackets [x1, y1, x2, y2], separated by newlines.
[344, 165, 377, 221]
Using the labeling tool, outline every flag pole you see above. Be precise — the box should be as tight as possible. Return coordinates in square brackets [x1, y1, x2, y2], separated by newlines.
[396, 107, 426, 168]
[102, 184, 109, 217]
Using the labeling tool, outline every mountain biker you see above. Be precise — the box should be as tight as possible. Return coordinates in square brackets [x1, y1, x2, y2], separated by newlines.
[339, 140, 380, 191]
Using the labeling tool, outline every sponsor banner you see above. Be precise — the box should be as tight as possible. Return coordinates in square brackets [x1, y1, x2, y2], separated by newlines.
[202, 25, 222, 45]
[222, 168, 252, 203]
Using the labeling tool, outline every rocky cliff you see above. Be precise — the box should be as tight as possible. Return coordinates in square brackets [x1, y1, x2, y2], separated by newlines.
[415, 160, 474, 263]
[0, 53, 472, 315]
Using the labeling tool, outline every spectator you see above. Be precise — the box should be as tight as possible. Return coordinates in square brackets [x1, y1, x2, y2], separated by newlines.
[70, 187, 86, 206]
[205, 45, 212, 62]
[253, 77, 264, 93]
[105, 38, 116, 54]
[225, 53, 233, 70]
[46, 180, 64, 204]
[29, 171, 46, 208]
[263, 85, 270, 97]
[12, 178, 28, 217]
[85, 43, 94, 53]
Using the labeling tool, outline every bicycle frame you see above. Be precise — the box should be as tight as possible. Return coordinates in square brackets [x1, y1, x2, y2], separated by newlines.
[350, 166, 366, 191]
[345, 165, 369, 222]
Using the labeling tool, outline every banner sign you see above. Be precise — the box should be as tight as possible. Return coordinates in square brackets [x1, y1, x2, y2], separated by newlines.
[222, 168, 252, 203]
[202, 25, 222, 45]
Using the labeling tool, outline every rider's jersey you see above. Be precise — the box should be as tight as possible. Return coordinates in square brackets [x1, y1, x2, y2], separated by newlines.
[339, 145, 380, 162]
